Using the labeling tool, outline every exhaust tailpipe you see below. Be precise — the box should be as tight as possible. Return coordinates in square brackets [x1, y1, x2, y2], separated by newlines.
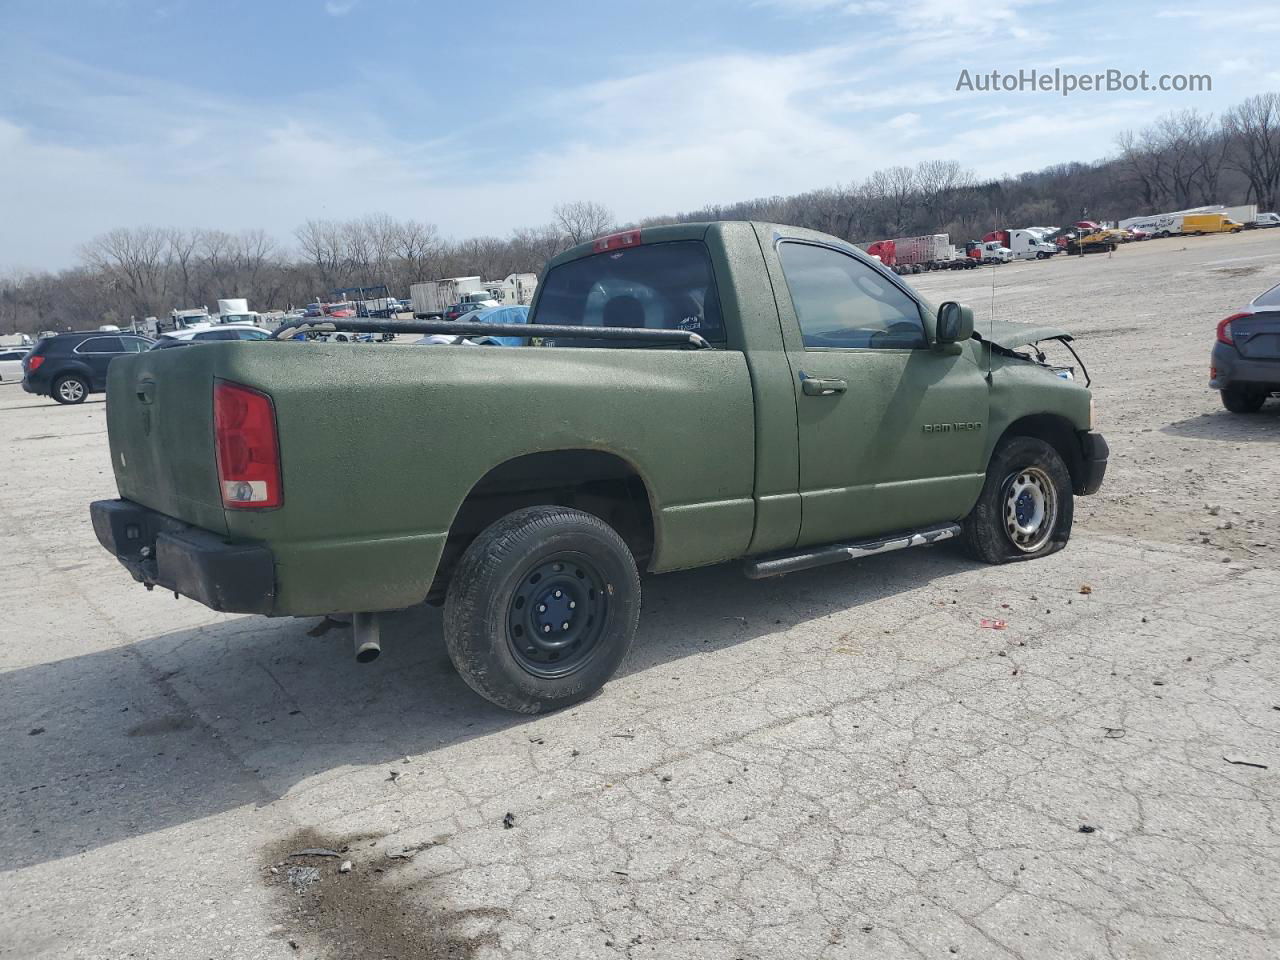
[353, 612, 381, 663]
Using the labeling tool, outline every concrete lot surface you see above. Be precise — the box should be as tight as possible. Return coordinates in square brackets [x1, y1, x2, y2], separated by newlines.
[2, 230, 1279, 959]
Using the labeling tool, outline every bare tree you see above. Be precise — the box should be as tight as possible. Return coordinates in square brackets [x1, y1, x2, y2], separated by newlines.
[78, 226, 171, 317]
[1224, 93, 1280, 212]
[915, 160, 974, 229]
[294, 219, 344, 287]
[552, 201, 614, 245]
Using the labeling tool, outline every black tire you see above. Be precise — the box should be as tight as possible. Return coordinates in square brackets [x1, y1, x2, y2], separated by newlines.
[52, 374, 88, 405]
[443, 506, 641, 713]
[1220, 388, 1266, 414]
[961, 436, 1074, 564]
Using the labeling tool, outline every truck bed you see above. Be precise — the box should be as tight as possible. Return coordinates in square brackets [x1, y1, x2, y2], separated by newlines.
[105, 341, 756, 615]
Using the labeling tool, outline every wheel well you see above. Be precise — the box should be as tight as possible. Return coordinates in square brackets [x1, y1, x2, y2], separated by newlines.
[427, 450, 655, 604]
[998, 415, 1084, 491]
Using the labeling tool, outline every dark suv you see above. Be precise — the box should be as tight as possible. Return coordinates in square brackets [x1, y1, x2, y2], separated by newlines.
[23, 332, 154, 404]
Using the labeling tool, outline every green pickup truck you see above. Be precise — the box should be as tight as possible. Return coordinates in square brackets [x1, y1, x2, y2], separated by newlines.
[91, 221, 1108, 712]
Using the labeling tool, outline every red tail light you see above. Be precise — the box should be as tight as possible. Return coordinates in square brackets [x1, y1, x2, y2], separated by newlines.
[1217, 312, 1248, 345]
[214, 381, 281, 509]
[27, 355, 44, 372]
[592, 229, 641, 253]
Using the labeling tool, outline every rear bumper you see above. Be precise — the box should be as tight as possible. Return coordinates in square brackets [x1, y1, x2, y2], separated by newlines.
[1076, 431, 1108, 496]
[1210, 343, 1280, 391]
[90, 498, 276, 615]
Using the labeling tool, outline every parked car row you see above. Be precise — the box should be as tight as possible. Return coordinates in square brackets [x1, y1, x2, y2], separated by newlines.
[15, 302, 535, 404]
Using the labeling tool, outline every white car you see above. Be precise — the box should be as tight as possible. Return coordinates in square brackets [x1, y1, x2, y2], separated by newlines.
[150, 323, 271, 350]
[1254, 213, 1280, 228]
[0, 348, 29, 383]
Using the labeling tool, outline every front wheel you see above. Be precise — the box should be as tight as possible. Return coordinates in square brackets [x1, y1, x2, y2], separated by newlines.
[1221, 388, 1266, 413]
[961, 436, 1074, 564]
[443, 506, 641, 713]
[52, 375, 88, 405]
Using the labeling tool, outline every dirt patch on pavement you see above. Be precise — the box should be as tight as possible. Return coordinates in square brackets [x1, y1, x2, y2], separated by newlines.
[261, 827, 506, 959]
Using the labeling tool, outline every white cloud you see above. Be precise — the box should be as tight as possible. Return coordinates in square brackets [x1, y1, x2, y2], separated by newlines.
[324, 1, 357, 16]
[0, 6, 1273, 270]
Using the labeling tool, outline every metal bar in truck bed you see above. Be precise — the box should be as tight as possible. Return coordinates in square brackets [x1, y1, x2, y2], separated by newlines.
[271, 318, 712, 348]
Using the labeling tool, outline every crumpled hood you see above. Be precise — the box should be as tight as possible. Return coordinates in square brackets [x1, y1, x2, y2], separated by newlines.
[975, 320, 1073, 350]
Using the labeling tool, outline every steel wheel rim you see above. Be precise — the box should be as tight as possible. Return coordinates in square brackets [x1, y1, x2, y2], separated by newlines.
[1003, 466, 1056, 552]
[59, 379, 84, 402]
[507, 551, 609, 679]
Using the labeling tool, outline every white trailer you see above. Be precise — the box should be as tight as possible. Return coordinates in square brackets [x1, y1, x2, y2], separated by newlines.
[1118, 213, 1183, 237]
[489, 273, 538, 306]
[410, 277, 486, 318]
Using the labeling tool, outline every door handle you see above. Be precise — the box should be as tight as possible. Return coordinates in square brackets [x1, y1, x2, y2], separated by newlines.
[801, 377, 847, 396]
[135, 379, 155, 404]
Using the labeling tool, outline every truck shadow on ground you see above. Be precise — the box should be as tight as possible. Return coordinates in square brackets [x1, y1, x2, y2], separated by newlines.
[1161, 403, 1280, 442]
[5, 544, 972, 872]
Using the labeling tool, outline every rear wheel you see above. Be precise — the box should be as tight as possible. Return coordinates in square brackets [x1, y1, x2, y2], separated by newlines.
[1221, 388, 1267, 413]
[52, 375, 88, 405]
[962, 436, 1073, 564]
[443, 506, 641, 713]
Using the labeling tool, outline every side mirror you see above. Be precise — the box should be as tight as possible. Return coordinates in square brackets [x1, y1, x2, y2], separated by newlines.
[936, 301, 974, 344]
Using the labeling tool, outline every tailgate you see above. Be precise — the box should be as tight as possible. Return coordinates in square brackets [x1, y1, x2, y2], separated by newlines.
[1236, 310, 1280, 360]
[105, 348, 228, 535]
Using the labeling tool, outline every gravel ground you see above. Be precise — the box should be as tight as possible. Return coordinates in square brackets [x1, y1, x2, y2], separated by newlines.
[1, 229, 1278, 959]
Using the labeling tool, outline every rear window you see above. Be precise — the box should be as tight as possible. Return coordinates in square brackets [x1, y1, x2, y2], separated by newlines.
[194, 329, 241, 341]
[1252, 282, 1280, 308]
[533, 241, 724, 344]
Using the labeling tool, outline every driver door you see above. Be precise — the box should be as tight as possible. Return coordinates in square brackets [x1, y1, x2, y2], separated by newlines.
[773, 240, 989, 547]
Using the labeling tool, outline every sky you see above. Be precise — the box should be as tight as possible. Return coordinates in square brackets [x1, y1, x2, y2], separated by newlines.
[2, 0, 1278, 269]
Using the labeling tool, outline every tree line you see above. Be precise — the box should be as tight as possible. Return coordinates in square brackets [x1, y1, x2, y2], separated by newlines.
[2, 92, 1277, 336]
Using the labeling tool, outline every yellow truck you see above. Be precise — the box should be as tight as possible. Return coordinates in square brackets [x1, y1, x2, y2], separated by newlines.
[1182, 213, 1244, 235]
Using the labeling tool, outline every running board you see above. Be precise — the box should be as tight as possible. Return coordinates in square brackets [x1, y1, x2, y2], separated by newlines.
[742, 523, 961, 579]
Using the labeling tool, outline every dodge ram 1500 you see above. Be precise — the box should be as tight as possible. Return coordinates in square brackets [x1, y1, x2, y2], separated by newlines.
[92, 221, 1108, 712]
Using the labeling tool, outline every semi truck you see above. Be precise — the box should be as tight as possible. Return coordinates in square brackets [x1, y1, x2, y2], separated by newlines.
[410, 277, 487, 319]
[969, 240, 1013, 264]
[486, 273, 539, 306]
[982, 230, 1057, 260]
[863, 234, 978, 274]
[215, 298, 261, 326]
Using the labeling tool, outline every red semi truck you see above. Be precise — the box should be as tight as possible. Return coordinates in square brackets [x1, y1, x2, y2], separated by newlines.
[864, 234, 978, 274]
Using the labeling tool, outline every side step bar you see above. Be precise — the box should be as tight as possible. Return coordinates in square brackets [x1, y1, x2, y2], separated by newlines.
[742, 523, 961, 579]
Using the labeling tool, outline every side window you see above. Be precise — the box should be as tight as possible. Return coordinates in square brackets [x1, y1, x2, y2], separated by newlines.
[236, 329, 269, 340]
[533, 240, 725, 345]
[122, 337, 150, 352]
[195, 330, 238, 341]
[76, 336, 124, 354]
[778, 242, 927, 350]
